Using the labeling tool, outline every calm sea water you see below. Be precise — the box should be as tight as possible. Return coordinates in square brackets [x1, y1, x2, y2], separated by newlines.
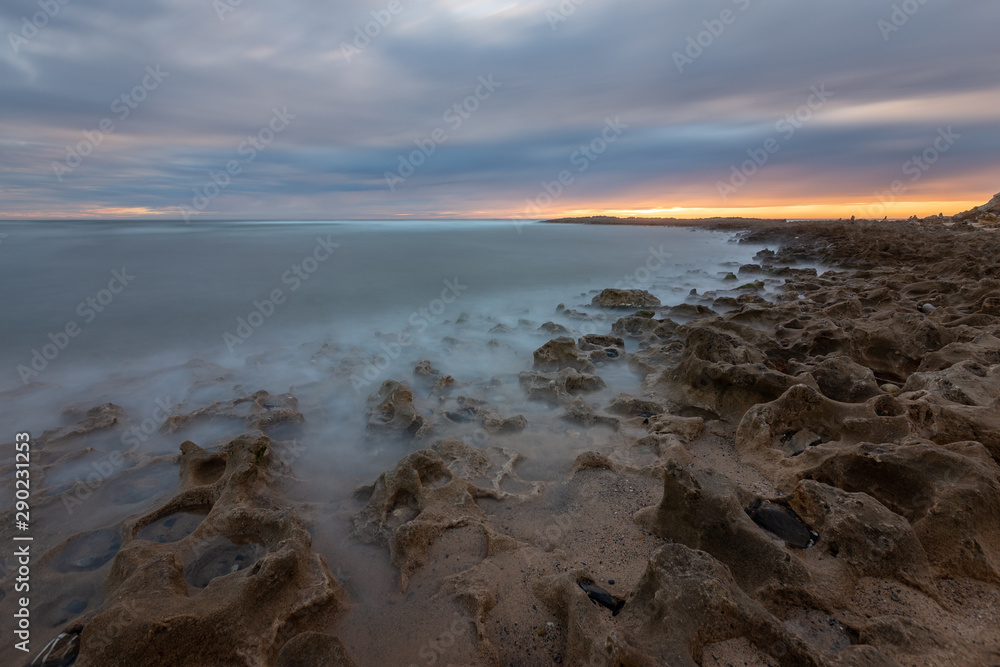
[0, 219, 776, 661]
[0, 220, 772, 455]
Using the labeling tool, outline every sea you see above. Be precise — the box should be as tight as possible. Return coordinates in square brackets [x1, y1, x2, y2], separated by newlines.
[0, 219, 774, 661]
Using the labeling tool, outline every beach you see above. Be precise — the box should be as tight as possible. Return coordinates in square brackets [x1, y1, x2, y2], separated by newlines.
[4, 195, 1000, 666]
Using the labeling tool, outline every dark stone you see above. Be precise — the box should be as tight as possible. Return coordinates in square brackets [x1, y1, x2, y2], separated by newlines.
[746, 500, 818, 549]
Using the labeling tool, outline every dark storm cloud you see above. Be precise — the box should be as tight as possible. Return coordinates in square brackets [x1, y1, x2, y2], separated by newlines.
[0, 0, 997, 218]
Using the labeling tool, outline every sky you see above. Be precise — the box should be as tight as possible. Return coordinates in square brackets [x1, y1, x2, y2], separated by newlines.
[1, 0, 998, 220]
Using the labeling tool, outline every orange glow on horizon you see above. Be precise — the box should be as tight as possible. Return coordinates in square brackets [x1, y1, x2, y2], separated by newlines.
[0, 198, 988, 221]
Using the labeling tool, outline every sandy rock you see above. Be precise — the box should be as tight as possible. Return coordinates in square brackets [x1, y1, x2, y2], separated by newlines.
[478, 411, 527, 434]
[607, 393, 665, 417]
[365, 380, 429, 440]
[578, 333, 626, 362]
[532, 337, 597, 374]
[351, 439, 528, 589]
[612, 314, 675, 339]
[792, 355, 882, 403]
[665, 303, 718, 320]
[160, 390, 302, 436]
[42, 403, 129, 445]
[533, 544, 824, 666]
[903, 359, 1000, 408]
[572, 450, 616, 473]
[518, 368, 607, 404]
[906, 395, 1000, 464]
[848, 313, 955, 383]
[646, 414, 704, 442]
[537, 321, 570, 335]
[782, 318, 853, 360]
[560, 398, 620, 430]
[633, 460, 811, 595]
[916, 334, 1000, 372]
[413, 359, 440, 377]
[953, 191, 1000, 221]
[657, 319, 816, 421]
[788, 480, 935, 593]
[69, 435, 348, 666]
[736, 384, 913, 458]
[591, 288, 661, 308]
[800, 439, 1000, 583]
[274, 633, 356, 666]
[726, 301, 805, 330]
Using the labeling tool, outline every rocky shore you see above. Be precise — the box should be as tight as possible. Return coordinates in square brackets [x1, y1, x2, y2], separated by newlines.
[9, 194, 1000, 666]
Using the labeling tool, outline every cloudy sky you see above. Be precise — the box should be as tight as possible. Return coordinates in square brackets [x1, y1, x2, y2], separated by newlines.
[1, 0, 997, 220]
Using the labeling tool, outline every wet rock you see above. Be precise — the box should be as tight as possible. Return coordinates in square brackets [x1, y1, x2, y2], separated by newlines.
[444, 407, 478, 423]
[135, 511, 207, 543]
[365, 380, 429, 440]
[43, 403, 128, 445]
[106, 466, 177, 506]
[578, 333, 626, 362]
[665, 303, 717, 320]
[562, 307, 605, 321]
[352, 439, 526, 589]
[518, 368, 606, 405]
[607, 393, 665, 417]
[479, 411, 527, 434]
[646, 414, 704, 442]
[537, 321, 571, 335]
[713, 296, 741, 310]
[532, 336, 597, 374]
[591, 288, 661, 308]
[182, 535, 267, 589]
[49, 529, 121, 573]
[30, 627, 81, 667]
[413, 359, 441, 377]
[560, 398, 620, 431]
[73, 435, 348, 666]
[160, 390, 302, 435]
[745, 500, 818, 549]
[612, 315, 675, 339]
[430, 374, 457, 395]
